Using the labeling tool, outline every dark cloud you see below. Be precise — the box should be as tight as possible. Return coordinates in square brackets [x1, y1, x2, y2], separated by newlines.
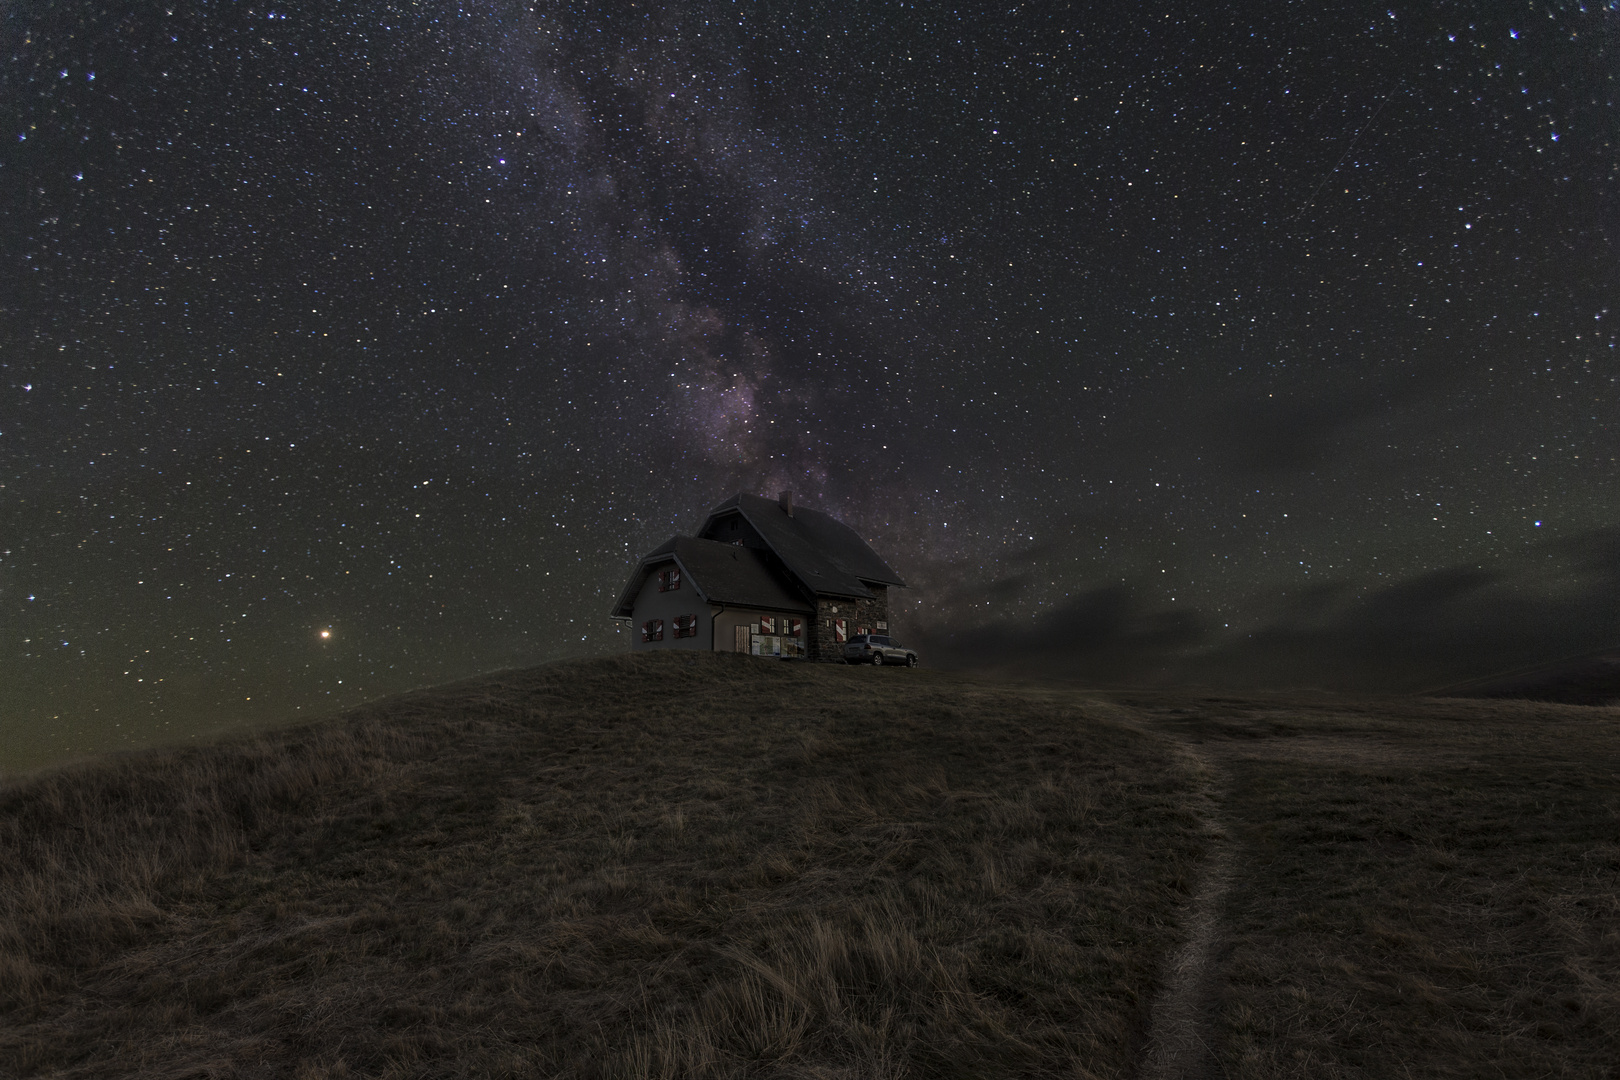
[1222, 392, 1387, 474]
[1194, 370, 1438, 476]
[920, 529, 1620, 694]
[912, 586, 1209, 683]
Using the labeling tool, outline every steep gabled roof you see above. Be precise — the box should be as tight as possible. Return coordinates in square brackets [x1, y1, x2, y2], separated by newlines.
[701, 493, 906, 600]
[609, 535, 813, 618]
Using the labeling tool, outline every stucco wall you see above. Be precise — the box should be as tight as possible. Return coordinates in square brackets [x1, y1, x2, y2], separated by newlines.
[626, 565, 713, 652]
[712, 607, 757, 654]
[714, 607, 813, 657]
[626, 567, 816, 656]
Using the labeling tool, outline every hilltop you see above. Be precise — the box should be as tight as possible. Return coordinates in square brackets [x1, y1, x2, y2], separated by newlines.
[1, 654, 1208, 1078]
[3, 654, 1616, 1079]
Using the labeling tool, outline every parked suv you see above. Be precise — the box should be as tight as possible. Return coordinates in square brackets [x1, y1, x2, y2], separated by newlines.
[843, 633, 918, 667]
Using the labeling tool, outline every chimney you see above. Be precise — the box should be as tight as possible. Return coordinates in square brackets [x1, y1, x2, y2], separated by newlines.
[779, 490, 794, 517]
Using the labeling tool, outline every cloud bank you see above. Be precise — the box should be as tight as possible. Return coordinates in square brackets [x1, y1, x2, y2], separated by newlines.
[912, 528, 1620, 694]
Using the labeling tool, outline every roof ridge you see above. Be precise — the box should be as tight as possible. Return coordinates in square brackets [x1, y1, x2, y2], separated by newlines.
[700, 492, 904, 597]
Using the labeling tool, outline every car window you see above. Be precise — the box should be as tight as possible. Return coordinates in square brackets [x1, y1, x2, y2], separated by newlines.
[849, 634, 867, 644]
[873, 636, 890, 646]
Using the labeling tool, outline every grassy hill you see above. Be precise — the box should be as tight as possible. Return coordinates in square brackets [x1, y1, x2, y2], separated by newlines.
[0, 654, 1210, 1079]
[3, 654, 1616, 1078]
[1130, 691, 1620, 1078]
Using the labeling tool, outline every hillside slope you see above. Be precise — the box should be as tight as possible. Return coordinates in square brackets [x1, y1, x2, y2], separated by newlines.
[1, 653, 1210, 1079]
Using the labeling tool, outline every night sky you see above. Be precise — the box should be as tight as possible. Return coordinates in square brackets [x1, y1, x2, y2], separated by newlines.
[3, 1, 1616, 770]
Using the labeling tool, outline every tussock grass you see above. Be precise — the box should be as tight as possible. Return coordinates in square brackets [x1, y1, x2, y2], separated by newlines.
[1, 653, 1208, 1078]
[1131, 693, 1620, 1079]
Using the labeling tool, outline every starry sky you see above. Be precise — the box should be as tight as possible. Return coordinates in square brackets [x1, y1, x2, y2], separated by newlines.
[3, 0, 1616, 770]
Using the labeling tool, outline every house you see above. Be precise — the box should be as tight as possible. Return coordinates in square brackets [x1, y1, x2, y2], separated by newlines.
[610, 491, 906, 661]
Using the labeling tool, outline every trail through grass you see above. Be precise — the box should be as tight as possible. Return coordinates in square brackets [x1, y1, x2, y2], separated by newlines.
[1125, 693, 1620, 1080]
[9, 657, 1615, 1078]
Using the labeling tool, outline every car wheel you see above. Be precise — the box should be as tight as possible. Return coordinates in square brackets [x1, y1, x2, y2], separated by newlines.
[871, 652, 883, 666]
[906, 654, 918, 667]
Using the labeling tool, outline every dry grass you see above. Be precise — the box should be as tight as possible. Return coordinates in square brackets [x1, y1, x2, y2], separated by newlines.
[1126, 692, 1620, 1079]
[16, 658, 1611, 1078]
[1, 653, 1210, 1079]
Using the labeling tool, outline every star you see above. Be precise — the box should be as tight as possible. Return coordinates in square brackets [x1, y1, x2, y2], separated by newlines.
[1, 0, 1612, 767]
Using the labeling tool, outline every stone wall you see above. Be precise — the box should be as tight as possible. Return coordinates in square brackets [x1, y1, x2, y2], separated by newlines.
[808, 586, 890, 662]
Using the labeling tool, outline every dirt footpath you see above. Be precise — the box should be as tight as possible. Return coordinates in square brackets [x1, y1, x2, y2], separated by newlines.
[1110, 692, 1620, 1080]
[1116, 698, 1463, 1080]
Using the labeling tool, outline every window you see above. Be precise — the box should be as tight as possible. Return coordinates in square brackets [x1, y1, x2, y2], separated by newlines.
[834, 618, 848, 643]
[785, 618, 802, 638]
[657, 567, 681, 592]
[857, 626, 870, 637]
[673, 614, 698, 639]
[641, 619, 664, 642]
[759, 615, 776, 635]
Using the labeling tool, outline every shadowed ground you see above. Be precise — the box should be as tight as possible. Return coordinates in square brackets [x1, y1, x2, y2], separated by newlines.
[3, 657, 1616, 1078]
[1122, 692, 1620, 1080]
[1, 654, 1208, 1079]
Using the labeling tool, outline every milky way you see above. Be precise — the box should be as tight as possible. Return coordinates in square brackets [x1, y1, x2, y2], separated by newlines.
[3, 1, 1616, 770]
